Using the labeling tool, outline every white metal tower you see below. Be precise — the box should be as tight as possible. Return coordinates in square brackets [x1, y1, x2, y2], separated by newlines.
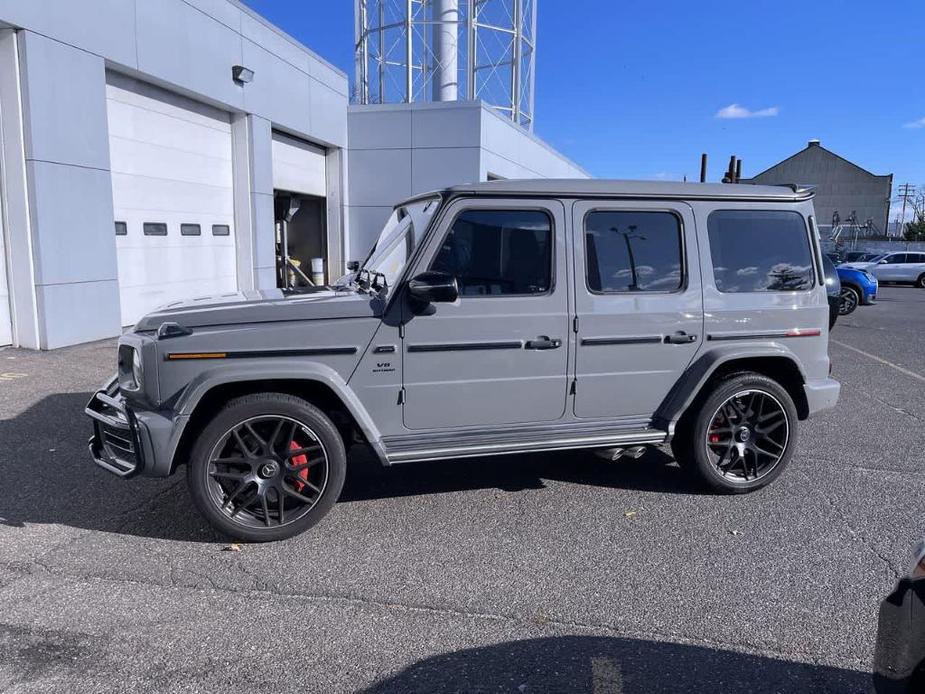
[354, 0, 537, 130]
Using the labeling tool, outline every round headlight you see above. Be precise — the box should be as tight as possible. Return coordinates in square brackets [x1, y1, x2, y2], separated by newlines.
[132, 348, 144, 388]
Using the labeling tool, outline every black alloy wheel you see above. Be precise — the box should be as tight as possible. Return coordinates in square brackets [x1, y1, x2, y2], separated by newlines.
[839, 286, 860, 315]
[704, 389, 789, 484]
[188, 394, 346, 542]
[671, 372, 798, 494]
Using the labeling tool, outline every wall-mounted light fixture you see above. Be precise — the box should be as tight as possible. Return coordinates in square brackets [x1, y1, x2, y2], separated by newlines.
[232, 65, 254, 85]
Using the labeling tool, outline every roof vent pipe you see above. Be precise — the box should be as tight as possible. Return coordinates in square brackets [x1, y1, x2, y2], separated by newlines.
[808, 139, 821, 147]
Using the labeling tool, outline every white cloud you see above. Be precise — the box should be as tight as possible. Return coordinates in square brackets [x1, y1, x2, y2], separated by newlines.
[715, 103, 780, 119]
[903, 117, 925, 129]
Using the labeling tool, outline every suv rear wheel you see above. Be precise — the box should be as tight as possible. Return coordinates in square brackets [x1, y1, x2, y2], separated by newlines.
[187, 393, 346, 542]
[671, 373, 798, 493]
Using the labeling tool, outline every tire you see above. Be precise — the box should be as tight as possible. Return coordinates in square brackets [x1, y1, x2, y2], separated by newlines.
[187, 393, 346, 542]
[671, 373, 798, 494]
[917, 274, 925, 289]
[839, 285, 860, 315]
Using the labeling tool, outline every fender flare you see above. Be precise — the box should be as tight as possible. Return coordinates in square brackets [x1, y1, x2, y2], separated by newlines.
[653, 344, 807, 434]
[162, 360, 386, 472]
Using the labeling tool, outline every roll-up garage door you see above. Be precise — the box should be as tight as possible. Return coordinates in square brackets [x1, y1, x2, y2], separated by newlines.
[106, 73, 236, 326]
[271, 131, 326, 197]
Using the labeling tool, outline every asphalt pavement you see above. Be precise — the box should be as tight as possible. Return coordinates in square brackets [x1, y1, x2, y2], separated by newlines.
[1, 286, 923, 693]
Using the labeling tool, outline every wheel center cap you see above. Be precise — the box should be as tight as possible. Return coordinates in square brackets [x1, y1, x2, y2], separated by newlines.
[736, 427, 751, 443]
[258, 460, 280, 479]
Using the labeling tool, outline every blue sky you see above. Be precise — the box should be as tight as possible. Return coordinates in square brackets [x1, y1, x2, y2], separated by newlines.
[243, 0, 924, 190]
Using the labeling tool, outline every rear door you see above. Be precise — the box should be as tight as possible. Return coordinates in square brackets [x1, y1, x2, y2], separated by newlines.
[900, 252, 925, 282]
[572, 200, 703, 420]
[401, 198, 570, 430]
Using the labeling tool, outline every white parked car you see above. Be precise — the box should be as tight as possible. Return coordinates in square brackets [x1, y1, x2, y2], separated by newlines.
[842, 252, 925, 288]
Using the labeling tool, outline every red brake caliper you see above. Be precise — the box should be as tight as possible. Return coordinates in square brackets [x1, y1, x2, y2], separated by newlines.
[289, 440, 309, 491]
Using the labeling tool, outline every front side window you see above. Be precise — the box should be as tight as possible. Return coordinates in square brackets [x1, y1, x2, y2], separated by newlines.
[885, 254, 908, 264]
[708, 210, 814, 292]
[584, 211, 683, 292]
[430, 209, 552, 296]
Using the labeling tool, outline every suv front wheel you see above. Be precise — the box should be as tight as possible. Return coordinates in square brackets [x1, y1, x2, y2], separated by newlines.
[187, 393, 346, 542]
[672, 373, 798, 493]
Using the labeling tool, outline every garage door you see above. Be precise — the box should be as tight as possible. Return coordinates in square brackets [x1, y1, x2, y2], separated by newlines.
[272, 131, 326, 196]
[106, 73, 236, 326]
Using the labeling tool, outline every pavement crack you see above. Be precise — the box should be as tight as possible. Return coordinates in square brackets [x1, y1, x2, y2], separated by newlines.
[811, 477, 902, 582]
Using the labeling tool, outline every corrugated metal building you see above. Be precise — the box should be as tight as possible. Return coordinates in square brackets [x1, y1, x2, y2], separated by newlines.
[744, 140, 892, 235]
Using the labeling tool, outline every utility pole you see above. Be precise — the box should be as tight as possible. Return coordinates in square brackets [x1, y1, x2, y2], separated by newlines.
[896, 182, 916, 237]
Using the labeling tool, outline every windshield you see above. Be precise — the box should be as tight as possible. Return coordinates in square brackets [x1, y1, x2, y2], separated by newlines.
[360, 196, 440, 290]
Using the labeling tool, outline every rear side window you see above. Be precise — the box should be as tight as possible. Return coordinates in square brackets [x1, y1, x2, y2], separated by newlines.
[584, 211, 683, 292]
[430, 209, 552, 296]
[708, 210, 814, 292]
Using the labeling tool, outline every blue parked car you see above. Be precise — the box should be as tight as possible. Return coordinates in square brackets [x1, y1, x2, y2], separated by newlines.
[836, 264, 878, 315]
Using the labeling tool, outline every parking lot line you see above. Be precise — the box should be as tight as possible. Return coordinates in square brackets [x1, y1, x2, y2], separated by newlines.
[831, 338, 925, 383]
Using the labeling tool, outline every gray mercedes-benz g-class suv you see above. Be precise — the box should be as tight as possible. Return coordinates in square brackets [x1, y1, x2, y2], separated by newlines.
[87, 180, 840, 541]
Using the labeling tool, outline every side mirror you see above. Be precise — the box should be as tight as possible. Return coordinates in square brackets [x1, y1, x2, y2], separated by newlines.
[878, 259, 888, 264]
[346, 260, 360, 271]
[408, 271, 458, 308]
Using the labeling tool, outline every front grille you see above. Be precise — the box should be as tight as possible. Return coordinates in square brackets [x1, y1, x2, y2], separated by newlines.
[87, 385, 144, 477]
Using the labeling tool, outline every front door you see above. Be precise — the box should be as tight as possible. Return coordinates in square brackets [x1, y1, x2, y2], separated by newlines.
[401, 198, 570, 431]
[872, 253, 907, 281]
[572, 200, 703, 420]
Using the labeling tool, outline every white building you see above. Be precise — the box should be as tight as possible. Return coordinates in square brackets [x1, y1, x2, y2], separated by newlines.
[0, 0, 586, 349]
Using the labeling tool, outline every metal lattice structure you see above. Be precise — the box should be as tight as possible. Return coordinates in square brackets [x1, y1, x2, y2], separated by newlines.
[354, 0, 536, 129]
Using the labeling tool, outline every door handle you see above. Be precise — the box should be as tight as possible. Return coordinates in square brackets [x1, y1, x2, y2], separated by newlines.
[665, 331, 697, 344]
[525, 336, 562, 350]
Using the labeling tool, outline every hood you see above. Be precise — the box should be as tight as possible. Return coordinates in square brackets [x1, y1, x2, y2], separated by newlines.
[133, 287, 384, 332]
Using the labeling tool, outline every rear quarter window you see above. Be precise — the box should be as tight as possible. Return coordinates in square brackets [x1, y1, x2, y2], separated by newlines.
[707, 210, 815, 292]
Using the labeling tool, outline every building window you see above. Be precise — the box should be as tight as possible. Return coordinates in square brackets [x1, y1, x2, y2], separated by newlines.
[143, 223, 168, 237]
[114, 221, 127, 236]
[212, 224, 230, 237]
[707, 210, 814, 292]
[584, 211, 683, 293]
[430, 209, 552, 296]
[180, 223, 201, 236]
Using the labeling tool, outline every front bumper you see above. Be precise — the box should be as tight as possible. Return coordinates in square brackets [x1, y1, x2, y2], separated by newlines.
[86, 380, 147, 477]
[86, 379, 181, 478]
[803, 377, 840, 416]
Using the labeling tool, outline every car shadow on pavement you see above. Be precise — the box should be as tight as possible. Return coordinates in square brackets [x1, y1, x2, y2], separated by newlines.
[341, 444, 699, 503]
[0, 392, 219, 543]
[0, 392, 697, 542]
[362, 635, 872, 694]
